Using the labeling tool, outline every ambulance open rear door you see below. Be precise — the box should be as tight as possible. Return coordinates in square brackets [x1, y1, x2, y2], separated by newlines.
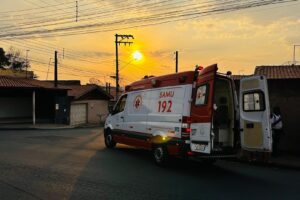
[190, 64, 217, 154]
[239, 75, 272, 152]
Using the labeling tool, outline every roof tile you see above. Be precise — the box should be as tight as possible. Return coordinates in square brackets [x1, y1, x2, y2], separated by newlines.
[254, 65, 300, 79]
[67, 84, 113, 100]
[0, 76, 68, 89]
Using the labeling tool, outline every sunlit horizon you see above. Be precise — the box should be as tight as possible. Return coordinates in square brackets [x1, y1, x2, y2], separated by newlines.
[0, 0, 300, 87]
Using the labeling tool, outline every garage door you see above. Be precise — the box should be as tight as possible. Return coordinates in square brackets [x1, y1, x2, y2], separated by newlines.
[70, 104, 87, 125]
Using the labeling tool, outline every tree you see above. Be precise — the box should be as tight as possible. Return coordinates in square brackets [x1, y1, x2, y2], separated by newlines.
[0, 47, 10, 68]
[5, 46, 30, 70]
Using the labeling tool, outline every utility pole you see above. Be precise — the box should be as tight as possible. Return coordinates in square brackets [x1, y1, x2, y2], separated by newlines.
[46, 58, 52, 80]
[115, 34, 134, 100]
[25, 49, 30, 78]
[108, 83, 111, 95]
[293, 45, 300, 65]
[54, 51, 58, 87]
[175, 51, 178, 73]
[76, 1, 78, 22]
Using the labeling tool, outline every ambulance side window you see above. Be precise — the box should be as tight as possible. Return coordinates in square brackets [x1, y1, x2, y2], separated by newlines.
[113, 95, 127, 114]
[195, 84, 209, 106]
[243, 91, 265, 111]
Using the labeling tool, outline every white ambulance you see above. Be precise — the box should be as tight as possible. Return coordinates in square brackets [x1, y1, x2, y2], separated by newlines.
[104, 64, 272, 165]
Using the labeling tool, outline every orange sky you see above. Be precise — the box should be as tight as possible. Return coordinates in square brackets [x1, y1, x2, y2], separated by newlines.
[0, 0, 300, 86]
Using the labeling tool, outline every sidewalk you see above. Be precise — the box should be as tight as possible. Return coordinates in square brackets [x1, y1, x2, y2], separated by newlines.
[235, 153, 300, 170]
[0, 123, 101, 130]
[269, 154, 300, 170]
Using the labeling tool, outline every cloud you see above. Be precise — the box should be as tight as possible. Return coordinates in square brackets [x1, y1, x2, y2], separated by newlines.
[70, 50, 114, 58]
[148, 50, 171, 57]
[175, 15, 300, 41]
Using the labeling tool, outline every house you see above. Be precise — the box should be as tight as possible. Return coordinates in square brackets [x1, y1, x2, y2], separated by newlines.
[0, 76, 69, 125]
[233, 65, 300, 154]
[68, 84, 113, 125]
[43, 80, 114, 126]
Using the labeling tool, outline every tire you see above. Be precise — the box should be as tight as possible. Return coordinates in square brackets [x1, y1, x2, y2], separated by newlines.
[152, 145, 169, 166]
[104, 129, 116, 148]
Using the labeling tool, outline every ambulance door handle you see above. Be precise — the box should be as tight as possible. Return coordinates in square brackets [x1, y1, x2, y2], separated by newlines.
[120, 116, 124, 119]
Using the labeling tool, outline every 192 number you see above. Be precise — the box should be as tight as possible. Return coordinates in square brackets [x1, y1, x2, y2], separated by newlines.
[158, 100, 172, 112]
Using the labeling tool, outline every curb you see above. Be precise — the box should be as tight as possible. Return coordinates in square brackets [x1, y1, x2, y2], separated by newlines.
[0, 124, 103, 131]
[0, 127, 74, 131]
[229, 158, 300, 171]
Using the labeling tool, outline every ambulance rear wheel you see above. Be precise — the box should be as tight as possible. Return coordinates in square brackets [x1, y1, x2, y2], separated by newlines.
[104, 129, 116, 148]
[153, 145, 169, 165]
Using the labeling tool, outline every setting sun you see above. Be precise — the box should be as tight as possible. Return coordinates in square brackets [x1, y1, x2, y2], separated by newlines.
[133, 50, 143, 61]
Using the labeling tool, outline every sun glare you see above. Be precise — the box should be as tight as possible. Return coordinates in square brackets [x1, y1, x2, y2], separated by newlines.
[133, 50, 143, 61]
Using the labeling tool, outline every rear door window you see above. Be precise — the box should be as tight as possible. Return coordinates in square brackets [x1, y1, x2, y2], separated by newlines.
[195, 84, 208, 106]
[243, 91, 265, 111]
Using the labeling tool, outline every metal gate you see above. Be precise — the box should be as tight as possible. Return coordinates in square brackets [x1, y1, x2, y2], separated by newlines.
[70, 104, 87, 125]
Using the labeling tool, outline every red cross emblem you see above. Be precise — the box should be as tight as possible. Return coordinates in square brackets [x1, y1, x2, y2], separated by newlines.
[197, 91, 202, 99]
[135, 98, 140, 108]
[133, 95, 142, 110]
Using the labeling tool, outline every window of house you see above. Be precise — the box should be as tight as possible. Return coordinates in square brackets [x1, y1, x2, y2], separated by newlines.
[195, 84, 208, 106]
[243, 92, 265, 111]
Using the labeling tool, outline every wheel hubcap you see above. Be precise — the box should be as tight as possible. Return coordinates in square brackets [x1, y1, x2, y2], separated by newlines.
[106, 134, 112, 144]
[154, 147, 163, 161]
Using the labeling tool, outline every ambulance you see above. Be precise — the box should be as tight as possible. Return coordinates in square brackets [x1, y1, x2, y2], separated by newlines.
[104, 64, 272, 165]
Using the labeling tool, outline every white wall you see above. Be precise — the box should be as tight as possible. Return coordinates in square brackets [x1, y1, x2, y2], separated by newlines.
[0, 97, 31, 118]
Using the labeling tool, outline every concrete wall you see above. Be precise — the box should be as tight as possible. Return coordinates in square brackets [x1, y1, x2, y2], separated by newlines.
[0, 97, 31, 119]
[72, 100, 109, 124]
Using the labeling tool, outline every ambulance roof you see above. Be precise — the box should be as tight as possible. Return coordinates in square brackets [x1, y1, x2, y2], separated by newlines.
[125, 64, 218, 92]
[125, 71, 195, 92]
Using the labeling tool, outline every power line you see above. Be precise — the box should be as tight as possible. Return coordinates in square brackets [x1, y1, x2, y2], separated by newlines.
[0, 38, 115, 65]
[0, 0, 297, 39]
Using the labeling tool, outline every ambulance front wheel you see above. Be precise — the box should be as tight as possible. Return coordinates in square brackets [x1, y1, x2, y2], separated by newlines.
[104, 129, 116, 148]
[152, 145, 169, 165]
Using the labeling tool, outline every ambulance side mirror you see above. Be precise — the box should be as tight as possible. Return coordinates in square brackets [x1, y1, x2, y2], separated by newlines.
[108, 105, 114, 114]
[108, 101, 116, 114]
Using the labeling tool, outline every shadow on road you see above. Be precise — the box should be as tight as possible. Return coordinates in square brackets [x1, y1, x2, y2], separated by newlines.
[68, 139, 278, 200]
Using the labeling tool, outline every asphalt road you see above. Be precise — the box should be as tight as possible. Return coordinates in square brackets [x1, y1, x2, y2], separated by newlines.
[0, 128, 299, 200]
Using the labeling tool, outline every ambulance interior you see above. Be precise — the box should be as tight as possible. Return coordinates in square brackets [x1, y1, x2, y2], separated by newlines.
[212, 76, 235, 152]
